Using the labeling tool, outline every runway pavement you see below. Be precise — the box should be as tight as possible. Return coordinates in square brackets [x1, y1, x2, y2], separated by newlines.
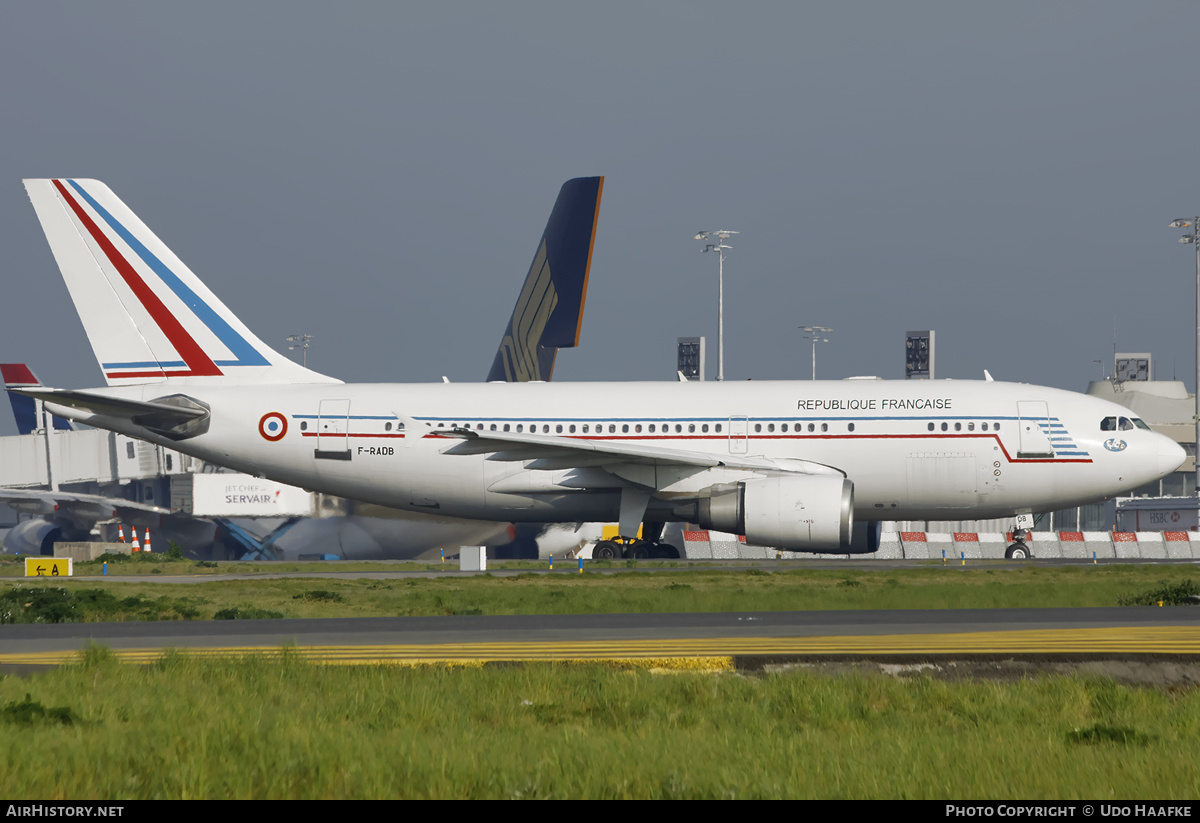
[2, 607, 1198, 668]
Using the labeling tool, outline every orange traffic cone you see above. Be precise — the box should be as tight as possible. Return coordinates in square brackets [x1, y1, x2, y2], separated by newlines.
[117, 524, 126, 543]
[144, 528, 152, 553]
[131, 529, 140, 552]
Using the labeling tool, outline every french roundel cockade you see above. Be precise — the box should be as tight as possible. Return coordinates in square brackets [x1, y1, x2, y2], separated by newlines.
[258, 412, 288, 442]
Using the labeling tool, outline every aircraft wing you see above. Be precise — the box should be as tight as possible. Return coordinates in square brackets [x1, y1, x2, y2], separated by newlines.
[0, 488, 187, 555]
[0, 487, 170, 520]
[438, 428, 845, 476]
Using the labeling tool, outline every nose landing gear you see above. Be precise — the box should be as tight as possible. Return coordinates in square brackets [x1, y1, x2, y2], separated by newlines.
[1005, 528, 1033, 559]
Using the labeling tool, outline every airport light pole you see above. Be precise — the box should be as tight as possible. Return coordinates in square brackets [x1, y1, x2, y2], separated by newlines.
[694, 230, 738, 381]
[1169, 217, 1200, 495]
[287, 333, 313, 368]
[800, 326, 832, 380]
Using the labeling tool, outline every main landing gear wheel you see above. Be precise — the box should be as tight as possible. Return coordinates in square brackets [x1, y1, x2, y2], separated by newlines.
[593, 540, 621, 560]
[651, 543, 680, 559]
[1005, 543, 1032, 560]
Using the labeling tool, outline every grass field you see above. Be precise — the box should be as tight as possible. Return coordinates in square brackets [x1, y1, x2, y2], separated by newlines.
[2, 558, 1199, 622]
[2, 558, 1198, 798]
[0, 649, 1197, 799]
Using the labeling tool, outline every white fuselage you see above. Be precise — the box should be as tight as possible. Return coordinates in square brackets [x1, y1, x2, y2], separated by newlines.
[52, 378, 1186, 528]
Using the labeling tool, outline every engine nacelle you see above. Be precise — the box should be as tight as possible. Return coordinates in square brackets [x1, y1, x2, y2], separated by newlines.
[695, 475, 854, 551]
[3, 519, 72, 556]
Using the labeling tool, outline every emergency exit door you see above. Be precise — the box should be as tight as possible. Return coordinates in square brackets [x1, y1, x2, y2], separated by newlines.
[315, 399, 351, 460]
[1016, 401, 1055, 459]
[728, 416, 749, 454]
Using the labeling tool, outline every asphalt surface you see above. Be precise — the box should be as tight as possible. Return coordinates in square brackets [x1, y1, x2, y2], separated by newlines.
[5, 558, 1200, 668]
[1, 606, 1198, 667]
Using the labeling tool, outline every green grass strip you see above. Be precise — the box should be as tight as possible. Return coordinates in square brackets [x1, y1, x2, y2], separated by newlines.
[2, 564, 1199, 622]
[0, 649, 1197, 799]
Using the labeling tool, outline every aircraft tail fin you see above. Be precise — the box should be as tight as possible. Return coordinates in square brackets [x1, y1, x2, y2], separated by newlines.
[23, 179, 341, 387]
[1, 363, 74, 434]
[487, 176, 603, 382]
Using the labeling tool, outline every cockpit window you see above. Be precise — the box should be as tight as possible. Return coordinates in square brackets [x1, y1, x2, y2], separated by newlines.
[1133, 418, 1151, 430]
[1119, 417, 1134, 431]
[1101, 416, 1117, 431]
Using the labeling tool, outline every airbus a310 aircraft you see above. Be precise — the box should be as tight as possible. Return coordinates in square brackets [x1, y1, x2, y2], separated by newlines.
[13, 178, 1186, 559]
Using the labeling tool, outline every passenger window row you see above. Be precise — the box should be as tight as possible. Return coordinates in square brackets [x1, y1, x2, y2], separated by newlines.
[754, 422, 835, 433]
[305, 418, 1009, 437]
[422, 421, 727, 434]
[926, 421, 1000, 432]
[376, 420, 1009, 436]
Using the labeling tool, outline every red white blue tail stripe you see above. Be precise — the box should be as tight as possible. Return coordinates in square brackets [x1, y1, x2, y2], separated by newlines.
[24, 178, 339, 387]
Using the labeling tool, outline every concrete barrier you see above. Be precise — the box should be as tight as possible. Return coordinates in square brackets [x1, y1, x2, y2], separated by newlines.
[1112, 532, 1141, 559]
[1135, 531, 1167, 559]
[1057, 532, 1087, 560]
[54, 542, 129, 562]
[952, 532, 984, 560]
[1163, 531, 1194, 560]
[979, 532, 1007, 559]
[709, 531, 741, 559]
[1186, 532, 1200, 560]
[738, 534, 773, 560]
[1033, 533, 1063, 559]
[671, 528, 1198, 562]
[876, 531, 904, 559]
[899, 531, 929, 559]
[1079, 531, 1114, 559]
[681, 530, 712, 559]
[926, 532, 954, 562]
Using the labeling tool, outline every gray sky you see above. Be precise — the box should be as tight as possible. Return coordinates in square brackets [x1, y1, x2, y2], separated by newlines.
[1, 2, 1198, 436]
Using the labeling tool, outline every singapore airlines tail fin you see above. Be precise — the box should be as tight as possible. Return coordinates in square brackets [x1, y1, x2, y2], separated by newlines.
[23, 179, 341, 388]
[487, 176, 603, 382]
[2, 364, 75, 434]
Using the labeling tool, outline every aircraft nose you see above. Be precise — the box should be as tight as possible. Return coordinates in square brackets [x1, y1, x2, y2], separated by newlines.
[1157, 436, 1187, 477]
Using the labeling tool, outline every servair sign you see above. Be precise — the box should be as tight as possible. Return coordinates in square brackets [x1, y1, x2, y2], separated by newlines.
[190, 473, 314, 517]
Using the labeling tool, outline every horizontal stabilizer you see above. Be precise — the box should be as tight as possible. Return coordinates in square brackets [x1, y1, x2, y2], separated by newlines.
[11, 387, 210, 440]
[1, 363, 74, 434]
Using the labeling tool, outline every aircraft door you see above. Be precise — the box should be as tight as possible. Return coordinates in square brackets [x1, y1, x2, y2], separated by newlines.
[728, 416, 749, 454]
[315, 399, 351, 460]
[1016, 401, 1054, 458]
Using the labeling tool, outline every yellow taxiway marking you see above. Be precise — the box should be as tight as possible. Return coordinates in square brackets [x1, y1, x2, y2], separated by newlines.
[1, 626, 1198, 666]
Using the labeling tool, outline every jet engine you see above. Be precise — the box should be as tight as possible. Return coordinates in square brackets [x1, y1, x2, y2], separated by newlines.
[2, 518, 90, 556]
[692, 475, 854, 552]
